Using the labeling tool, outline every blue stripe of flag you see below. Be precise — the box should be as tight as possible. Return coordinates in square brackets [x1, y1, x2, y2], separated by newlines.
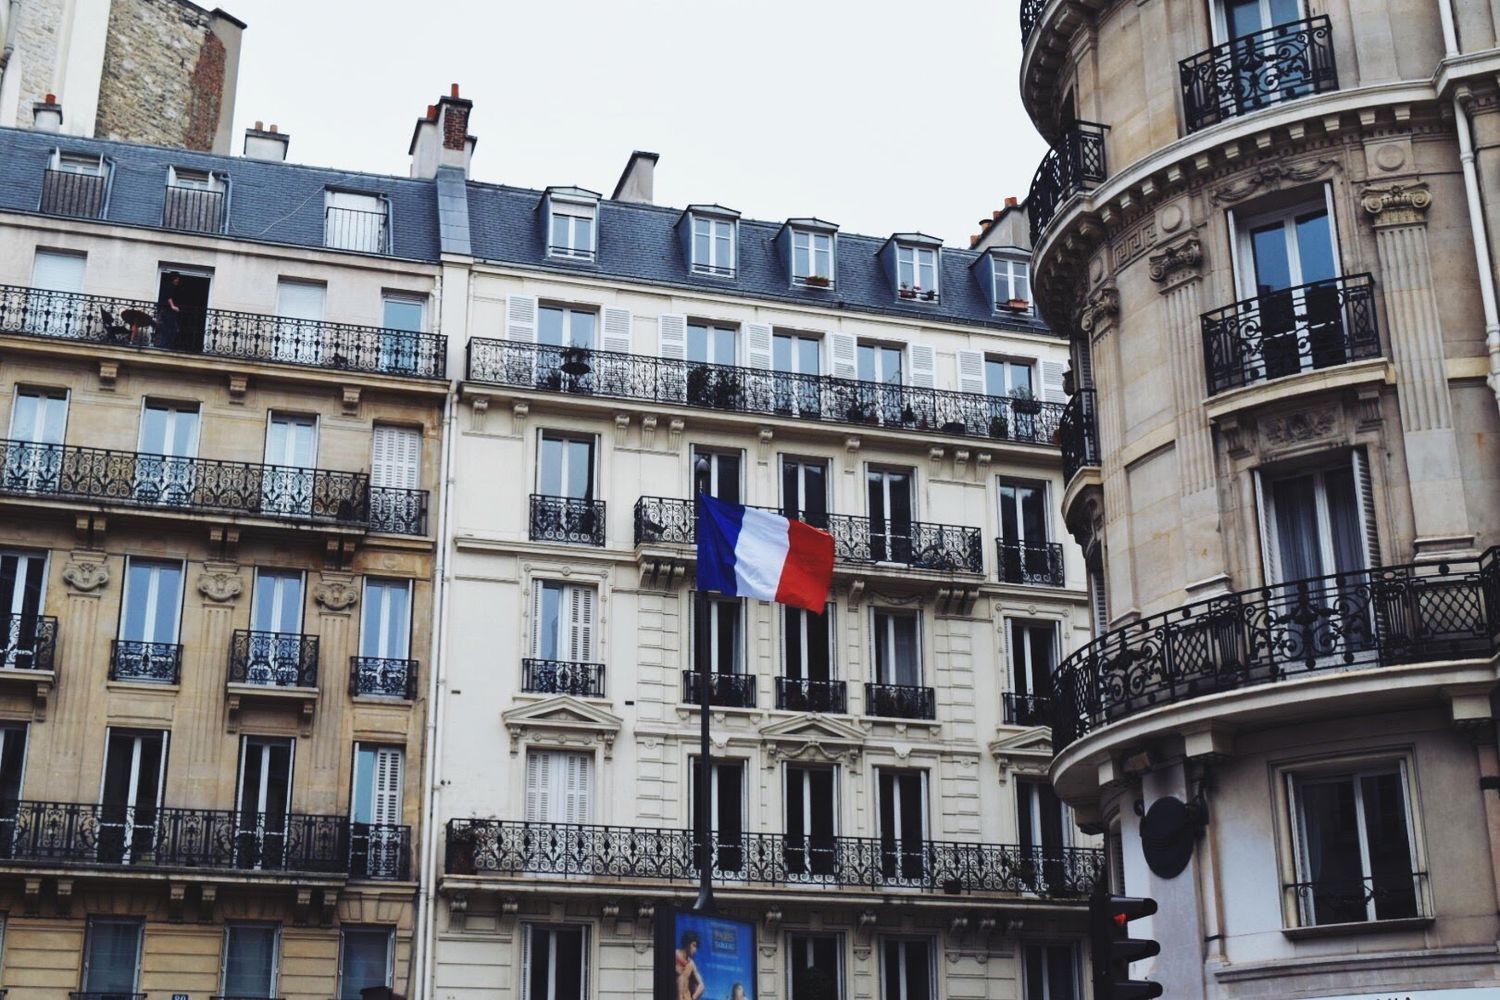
[696, 494, 744, 596]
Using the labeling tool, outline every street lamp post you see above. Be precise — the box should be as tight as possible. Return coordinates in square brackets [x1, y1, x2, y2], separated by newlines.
[692, 456, 715, 914]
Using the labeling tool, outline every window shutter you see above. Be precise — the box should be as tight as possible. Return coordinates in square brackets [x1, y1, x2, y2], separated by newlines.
[1088, 570, 1109, 637]
[1003, 617, 1017, 695]
[1351, 448, 1381, 569]
[828, 333, 857, 379]
[658, 314, 687, 359]
[601, 307, 633, 354]
[531, 582, 549, 659]
[525, 751, 548, 823]
[1040, 361, 1068, 402]
[745, 323, 773, 370]
[1253, 470, 1282, 586]
[907, 344, 935, 388]
[520, 927, 535, 1000]
[956, 350, 986, 394]
[371, 425, 421, 489]
[373, 748, 403, 825]
[506, 295, 537, 343]
[567, 586, 595, 663]
[1074, 340, 1095, 390]
[565, 752, 592, 824]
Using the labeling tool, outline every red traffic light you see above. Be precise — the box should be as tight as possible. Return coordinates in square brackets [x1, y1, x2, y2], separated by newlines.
[1090, 893, 1163, 1000]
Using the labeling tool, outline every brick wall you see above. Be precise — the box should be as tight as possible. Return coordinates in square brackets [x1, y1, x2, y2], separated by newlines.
[93, 0, 227, 151]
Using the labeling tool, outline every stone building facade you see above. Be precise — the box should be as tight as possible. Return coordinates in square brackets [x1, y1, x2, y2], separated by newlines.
[1020, 0, 1500, 995]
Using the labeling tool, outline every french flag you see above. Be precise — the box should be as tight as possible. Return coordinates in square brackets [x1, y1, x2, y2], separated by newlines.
[696, 494, 835, 613]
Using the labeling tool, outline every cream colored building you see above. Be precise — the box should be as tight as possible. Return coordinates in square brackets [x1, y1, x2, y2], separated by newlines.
[1020, 0, 1500, 995]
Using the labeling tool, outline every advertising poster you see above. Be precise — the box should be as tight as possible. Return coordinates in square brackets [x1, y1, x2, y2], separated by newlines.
[655, 905, 757, 1000]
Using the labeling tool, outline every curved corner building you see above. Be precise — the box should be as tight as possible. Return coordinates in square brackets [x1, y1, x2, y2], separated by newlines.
[1020, 0, 1500, 995]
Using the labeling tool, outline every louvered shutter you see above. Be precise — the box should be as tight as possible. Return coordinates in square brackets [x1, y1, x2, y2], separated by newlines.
[601, 307, 633, 354]
[745, 323, 773, 369]
[525, 751, 550, 822]
[564, 752, 592, 824]
[1003, 618, 1018, 696]
[658, 314, 688, 358]
[1088, 570, 1109, 637]
[531, 582, 549, 659]
[507, 295, 537, 342]
[373, 748, 403, 825]
[567, 586, 595, 663]
[1351, 448, 1381, 569]
[956, 350, 986, 394]
[1253, 470, 1282, 586]
[1074, 340, 1095, 390]
[371, 425, 421, 489]
[907, 344, 935, 388]
[828, 333, 857, 379]
[1040, 361, 1068, 403]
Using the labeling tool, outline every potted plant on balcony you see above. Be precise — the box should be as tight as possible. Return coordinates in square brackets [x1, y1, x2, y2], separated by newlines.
[922, 289, 938, 302]
[803, 274, 831, 288]
[686, 364, 715, 406]
[898, 284, 919, 300]
[1004, 297, 1031, 312]
[447, 821, 479, 875]
[1011, 386, 1042, 415]
[711, 370, 743, 410]
[988, 413, 1009, 440]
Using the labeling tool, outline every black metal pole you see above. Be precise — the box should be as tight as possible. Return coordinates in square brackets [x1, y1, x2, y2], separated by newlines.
[692, 475, 715, 914]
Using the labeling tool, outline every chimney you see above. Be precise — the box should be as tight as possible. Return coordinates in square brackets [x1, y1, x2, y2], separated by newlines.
[1004, 196, 1019, 208]
[243, 121, 290, 161]
[410, 83, 476, 179]
[32, 94, 63, 133]
[611, 150, 658, 204]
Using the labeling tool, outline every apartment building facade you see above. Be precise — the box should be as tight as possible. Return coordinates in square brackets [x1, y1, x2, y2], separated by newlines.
[1020, 0, 1500, 995]
[0, 115, 441, 997]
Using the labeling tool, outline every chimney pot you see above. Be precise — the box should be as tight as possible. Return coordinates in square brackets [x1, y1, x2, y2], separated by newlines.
[254, 119, 263, 130]
[427, 104, 437, 119]
[269, 124, 278, 134]
[1004, 196, 1018, 208]
[32, 95, 63, 133]
[44, 93, 56, 103]
[450, 83, 460, 98]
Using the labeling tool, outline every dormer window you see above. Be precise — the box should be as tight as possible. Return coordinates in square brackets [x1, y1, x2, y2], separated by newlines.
[993, 256, 1032, 314]
[897, 245, 939, 302]
[41, 151, 107, 218]
[324, 190, 389, 254]
[544, 187, 600, 262]
[164, 167, 226, 233]
[693, 217, 735, 276]
[793, 231, 834, 287]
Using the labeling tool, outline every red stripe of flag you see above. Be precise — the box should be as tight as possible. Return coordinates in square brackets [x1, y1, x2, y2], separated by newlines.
[774, 518, 836, 613]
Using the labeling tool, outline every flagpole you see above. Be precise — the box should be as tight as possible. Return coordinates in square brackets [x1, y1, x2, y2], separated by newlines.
[692, 466, 715, 914]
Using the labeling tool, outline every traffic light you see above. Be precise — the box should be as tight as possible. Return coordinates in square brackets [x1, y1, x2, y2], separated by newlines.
[1089, 891, 1163, 1000]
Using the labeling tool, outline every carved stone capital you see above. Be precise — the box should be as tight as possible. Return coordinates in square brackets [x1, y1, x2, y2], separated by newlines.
[197, 569, 243, 603]
[1075, 282, 1119, 335]
[1362, 182, 1431, 227]
[313, 576, 359, 612]
[1210, 158, 1338, 205]
[1148, 236, 1203, 287]
[62, 559, 109, 593]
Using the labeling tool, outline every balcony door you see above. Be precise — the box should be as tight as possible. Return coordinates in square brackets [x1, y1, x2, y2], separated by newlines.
[539, 433, 594, 501]
[1236, 201, 1340, 380]
[136, 401, 199, 505]
[82, 917, 143, 996]
[533, 580, 595, 666]
[27, 249, 86, 339]
[119, 558, 183, 681]
[877, 769, 927, 882]
[867, 467, 914, 563]
[263, 413, 318, 516]
[250, 569, 305, 686]
[873, 609, 921, 687]
[772, 331, 821, 416]
[784, 764, 836, 879]
[351, 744, 404, 878]
[781, 456, 828, 528]
[1, 550, 47, 669]
[236, 736, 293, 870]
[361, 578, 412, 661]
[999, 479, 1050, 582]
[1009, 620, 1057, 723]
[1215, 0, 1309, 115]
[525, 749, 593, 826]
[1017, 777, 1070, 893]
[691, 758, 744, 873]
[880, 939, 934, 1000]
[5, 387, 67, 493]
[693, 447, 741, 505]
[857, 342, 904, 424]
[537, 305, 597, 392]
[274, 278, 326, 365]
[99, 729, 166, 864]
[0, 726, 28, 856]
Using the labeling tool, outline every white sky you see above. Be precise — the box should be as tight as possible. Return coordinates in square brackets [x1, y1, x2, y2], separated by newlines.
[224, 0, 1045, 248]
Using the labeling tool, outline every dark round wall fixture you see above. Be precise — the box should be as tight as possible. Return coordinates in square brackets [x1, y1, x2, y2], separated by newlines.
[1139, 796, 1205, 879]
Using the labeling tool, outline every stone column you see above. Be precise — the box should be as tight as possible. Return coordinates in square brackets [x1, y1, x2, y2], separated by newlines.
[1083, 281, 1138, 624]
[188, 561, 244, 803]
[1362, 182, 1475, 558]
[56, 552, 112, 801]
[311, 573, 359, 814]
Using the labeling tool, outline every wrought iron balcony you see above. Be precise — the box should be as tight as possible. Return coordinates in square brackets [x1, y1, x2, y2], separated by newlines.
[1202, 273, 1380, 396]
[865, 682, 937, 720]
[467, 339, 1065, 447]
[228, 630, 319, 689]
[162, 184, 226, 233]
[2, 612, 57, 671]
[370, 485, 428, 535]
[682, 671, 757, 709]
[523, 658, 606, 698]
[1003, 692, 1054, 727]
[109, 640, 182, 684]
[997, 540, 1065, 587]
[1059, 389, 1101, 483]
[325, 205, 390, 254]
[445, 819, 1104, 898]
[0, 285, 446, 378]
[1180, 16, 1338, 134]
[0, 800, 408, 879]
[349, 656, 418, 699]
[1020, 0, 1044, 43]
[634, 497, 985, 575]
[529, 494, 605, 546]
[41, 169, 106, 218]
[776, 677, 848, 713]
[1027, 121, 1108, 246]
[1285, 872, 1426, 926]
[1051, 549, 1500, 750]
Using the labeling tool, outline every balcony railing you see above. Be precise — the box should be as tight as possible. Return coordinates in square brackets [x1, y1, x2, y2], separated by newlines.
[445, 819, 1104, 897]
[324, 205, 389, 254]
[349, 656, 418, 699]
[0, 438, 375, 529]
[529, 494, 605, 546]
[1202, 273, 1380, 396]
[1059, 389, 1101, 483]
[776, 677, 848, 713]
[2, 612, 57, 671]
[1020, 0, 1045, 43]
[0, 285, 446, 379]
[467, 339, 1065, 447]
[997, 540, 1065, 587]
[522, 658, 606, 698]
[370, 485, 428, 535]
[1180, 16, 1338, 133]
[635, 497, 985, 575]
[228, 630, 319, 689]
[162, 184, 226, 233]
[1028, 121, 1108, 246]
[109, 640, 182, 684]
[682, 671, 757, 709]
[1286, 871, 1426, 927]
[1051, 549, 1500, 750]
[40, 169, 106, 218]
[865, 682, 937, 720]
[1003, 692, 1053, 727]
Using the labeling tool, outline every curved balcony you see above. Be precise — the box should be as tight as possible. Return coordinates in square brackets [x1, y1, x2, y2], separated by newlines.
[1051, 550, 1500, 752]
[1027, 121, 1108, 248]
[1059, 390, 1100, 485]
[1020, 0, 1045, 43]
[1202, 273, 1379, 396]
[1180, 16, 1338, 134]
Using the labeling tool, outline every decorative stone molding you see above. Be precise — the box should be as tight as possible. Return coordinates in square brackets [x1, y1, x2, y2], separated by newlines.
[503, 696, 623, 759]
[613, 413, 630, 446]
[640, 414, 658, 449]
[340, 386, 361, 417]
[62, 559, 109, 593]
[1075, 282, 1119, 335]
[469, 394, 489, 432]
[667, 418, 684, 449]
[227, 374, 248, 402]
[1210, 159, 1338, 205]
[1148, 235, 1204, 287]
[313, 577, 359, 612]
[1260, 406, 1338, 448]
[197, 568, 243, 603]
[98, 361, 119, 390]
[1361, 182, 1431, 227]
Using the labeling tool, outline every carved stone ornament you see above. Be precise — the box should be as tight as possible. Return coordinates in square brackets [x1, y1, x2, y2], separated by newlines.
[1210, 158, 1338, 205]
[1147, 235, 1204, 285]
[62, 560, 109, 593]
[197, 570, 243, 603]
[1075, 283, 1119, 335]
[1260, 406, 1339, 448]
[1361, 182, 1431, 227]
[313, 578, 359, 612]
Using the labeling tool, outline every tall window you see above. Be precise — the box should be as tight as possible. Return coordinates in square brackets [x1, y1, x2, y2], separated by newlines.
[274, 278, 326, 365]
[525, 749, 593, 825]
[5, 388, 68, 493]
[872, 610, 920, 686]
[1259, 457, 1374, 585]
[1236, 199, 1341, 381]
[994, 257, 1032, 312]
[0, 726, 25, 847]
[99, 729, 166, 864]
[1016, 778, 1069, 872]
[82, 917, 143, 994]
[693, 447, 742, 505]
[532, 580, 596, 663]
[781, 456, 828, 525]
[792, 230, 834, 284]
[858, 342, 903, 385]
[351, 744, 405, 878]
[772, 332, 822, 415]
[785, 765, 836, 877]
[877, 770, 927, 881]
[695, 596, 743, 675]
[896, 246, 938, 297]
[1009, 620, 1057, 706]
[690, 758, 745, 870]
[120, 558, 184, 651]
[783, 606, 832, 682]
[236, 736, 293, 868]
[788, 933, 842, 1000]
[691, 216, 736, 276]
[538, 433, 595, 500]
[986, 358, 1034, 398]
[524, 924, 589, 1000]
[371, 424, 422, 492]
[379, 294, 426, 374]
[687, 321, 737, 366]
[337, 927, 393, 1000]
[548, 200, 597, 260]
[1023, 943, 1080, 1000]
[867, 466, 914, 563]
[361, 578, 412, 661]
[880, 938, 933, 1000]
[223, 923, 279, 999]
[0, 549, 47, 669]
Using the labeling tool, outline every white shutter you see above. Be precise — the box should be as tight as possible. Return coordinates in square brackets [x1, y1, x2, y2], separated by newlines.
[956, 350, 986, 394]
[373, 748, 403, 825]
[829, 332, 857, 379]
[371, 425, 421, 489]
[567, 585, 595, 663]
[276, 279, 325, 321]
[1351, 448, 1381, 569]
[658, 314, 688, 359]
[907, 344, 935, 388]
[525, 751, 550, 823]
[1003, 617, 1016, 692]
[531, 582, 549, 659]
[1040, 361, 1068, 403]
[1253, 470, 1282, 586]
[745, 323, 773, 370]
[602, 307, 633, 354]
[564, 753, 592, 824]
[506, 295, 538, 342]
[30, 250, 86, 292]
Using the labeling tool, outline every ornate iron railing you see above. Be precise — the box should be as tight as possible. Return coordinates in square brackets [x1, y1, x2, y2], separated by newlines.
[228, 630, 319, 689]
[1180, 16, 1338, 133]
[634, 497, 985, 574]
[369, 486, 428, 535]
[162, 184, 226, 233]
[1059, 389, 1100, 483]
[109, 641, 182, 684]
[41, 169, 106, 218]
[865, 682, 937, 720]
[2, 613, 58, 671]
[1028, 121, 1108, 246]
[0, 800, 406, 879]
[1004, 692, 1053, 727]
[776, 677, 848, 713]
[445, 819, 1104, 897]
[529, 494, 605, 547]
[1202, 273, 1380, 395]
[324, 205, 389, 254]
[1286, 872, 1425, 926]
[72, 993, 144, 1000]
[349, 656, 418, 700]
[467, 339, 1064, 446]
[998, 540, 1065, 587]
[0, 285, 446, 379]
[682, 671, 757, 709]
[1051, 550, 1500, 750]
[522, 658, 606, 698]
[1020, 0, 1045, 43]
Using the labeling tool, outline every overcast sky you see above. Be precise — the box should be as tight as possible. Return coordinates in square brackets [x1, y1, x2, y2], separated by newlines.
[224, 0, 1044, 249]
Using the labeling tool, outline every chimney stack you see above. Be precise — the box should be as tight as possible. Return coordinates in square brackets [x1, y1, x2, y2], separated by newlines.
[410, 83, 476, 179]
[32, 94, 63, 133]
[611, 150, 659, 205]
[1004, 196, 1019, 208]
[243, 121, 290, 161]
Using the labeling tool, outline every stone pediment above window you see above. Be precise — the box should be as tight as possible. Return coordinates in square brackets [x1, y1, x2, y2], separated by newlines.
[987, 727, 1055, 783]
[758, 713, 868, 769]
[502, 695, 623, 758]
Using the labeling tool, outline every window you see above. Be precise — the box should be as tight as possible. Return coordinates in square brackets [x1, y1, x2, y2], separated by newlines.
[120, 558, 184, 650]
[691, 757, 745, 870]
[1235, 198, 1342, 381]
[538, 305, 597, 349]
[251, 569, 304, 635]
[785, 766, 836, 877]
[1017, 777, 1070, 889]
[264, 413, 318, 515]
[382, 294, 424, 333]
[352, 744, 405, 878]
[139, 400, 200, 459]
[372, 424, 422, 491]
[986, 358, 1034, 398]
[788, 933, 842, 1000]
[274, 278, 327, 365]
[858, 342, 903, 385]
[783, 606, 832, 683]
[548, 198, 597, 261]
[1088, 563, 1109, 637]
[0, 725, 28, 848]
[1287, 761, 1421, 925]
[532, 580, 596, 663]
[524, 924, 588, 1000]
[872, 610, 920, 686]
[880, 938, 933, 1000]
[325, 190, 388, 253]
[43, 154, 106, 217]
[236, 736, 293, 868]
[780, 456, 828, 524]
[1217, 0, 1302, 42]
[379, 294, 426, 374]
[1000, 479, 1055, 584]
[867, 467, 914, 563]
[5, 388, 68, 492]
[337, 927, 393, 1000]
[693, 447, 742, 504]
[687, 321, 737, 367]
[223, 923, 279, 999]
[82, 917, 143, 993]
[994, 257, 1032, 313]
[772, 332, 822, 415]
[1257, 453, 1377, 586]
[792, 230, 834, 285]
[695, 596, 743, 675]
[164, 168, 225, 232]
[877, 771, 927, 881]
[26, 249, 87, 339]
[538, 433, 595, 499]
[360, 578, 412, 659]
[896, 245, 938, 299]
[99, 729, 166, 864]
[1023, 943, 1080, 1000]
[0, 550, 48, 668]
[692, 215, 736, 276]
[525, 749, 593, 824]
[54, 152, 104, 176]
[1009, 620, 1057, 706]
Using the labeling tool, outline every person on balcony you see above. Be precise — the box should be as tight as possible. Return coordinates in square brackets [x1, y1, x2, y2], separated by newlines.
[156, 272, 182, 349]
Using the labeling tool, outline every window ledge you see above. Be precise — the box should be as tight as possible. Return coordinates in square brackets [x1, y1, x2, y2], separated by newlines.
[1281, 915, 1433, 941]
